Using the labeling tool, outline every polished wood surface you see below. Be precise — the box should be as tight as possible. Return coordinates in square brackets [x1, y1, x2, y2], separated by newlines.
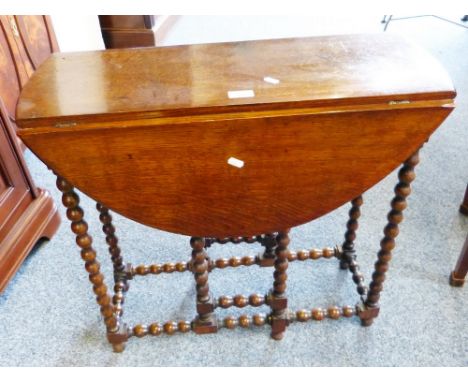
[16, 34, 455, 237]
[17, 104, 453, 237]
[17, 34, 454, 124]
[0, 15, 60, 293]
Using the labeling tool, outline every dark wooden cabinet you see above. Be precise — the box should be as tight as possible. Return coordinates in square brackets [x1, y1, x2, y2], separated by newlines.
[0, 15, 60, 293]
[0, 109, 32, 240]
[98, 15, 156, 48]
[98, 15, 178, 48]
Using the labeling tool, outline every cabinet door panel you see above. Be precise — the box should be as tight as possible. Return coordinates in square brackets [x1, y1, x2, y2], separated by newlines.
[16, 16, 54, 70]
[0, 111, 31, 241]
[0, 15, 58, 126]
[0, 21, 22, 124]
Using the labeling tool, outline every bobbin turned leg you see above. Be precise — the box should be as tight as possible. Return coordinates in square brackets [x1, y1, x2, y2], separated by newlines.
[340, 196, 363, 270]
[56, 176, 128, 352]
[340, 195, 368, 297]
[191, 237, 218, 334]
[96, 203, 132, 293]
[258, 233, 277, 267]
[359, 151, 419, 326]
[269, 231, 290, 340]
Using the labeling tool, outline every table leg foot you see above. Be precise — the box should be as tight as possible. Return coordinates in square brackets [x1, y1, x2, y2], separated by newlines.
[357, 302, 380, 327]
[271, 331, 285, 341]
[449, 271, 465, 287]
[270, 311, 288, 340]
[112, 343, 126, 353]
[360, 318, 374, 327]
[107, 323, 129, 353]
[192, 315, 218, 334]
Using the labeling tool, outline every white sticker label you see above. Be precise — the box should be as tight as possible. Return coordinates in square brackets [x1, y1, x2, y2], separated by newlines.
[227, 157, 244, 168]
[263, 76, 280, 84]
[227, 90, 255, 99]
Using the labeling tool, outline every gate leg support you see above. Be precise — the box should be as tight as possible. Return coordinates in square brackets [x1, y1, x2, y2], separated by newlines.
[258, 233, 277, 267]
[191, 237, 218, 334]
[361, 151, 419, 326]
[56, 176, 128, 352]
[269, 231, 290, 340]
[340, 196, 363, 270]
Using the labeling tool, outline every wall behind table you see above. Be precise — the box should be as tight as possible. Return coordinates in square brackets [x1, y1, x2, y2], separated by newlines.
[50, 15, 105, 52]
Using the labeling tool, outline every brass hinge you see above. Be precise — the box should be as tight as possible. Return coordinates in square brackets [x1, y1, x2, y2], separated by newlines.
[388, 100, 411, 105]
[54, 122, 77, 128]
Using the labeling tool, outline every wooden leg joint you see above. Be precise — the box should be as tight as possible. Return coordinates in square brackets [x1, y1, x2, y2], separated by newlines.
[449, 271, 465, 287]
[339, 249, 354, 269]
[192, 315, 218, 334]
[197, 297, 216, 315]
[357, 303, 380, 326]
[257, 253, 276, 267]
[116, 262, 133, 282]
[258, 233, 277, 267]
[267, 291, 288, 310]
[270, 311, 290, 340]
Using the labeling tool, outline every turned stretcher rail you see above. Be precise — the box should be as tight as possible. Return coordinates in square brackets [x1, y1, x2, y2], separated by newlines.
[130, 246, 341, 277]
[127, 304, 359, 338]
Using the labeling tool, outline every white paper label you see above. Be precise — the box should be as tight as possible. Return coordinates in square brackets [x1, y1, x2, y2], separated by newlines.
[227, 157, 244, 168]
[263, 76, 280, 84]
[227, 90, 255, 99]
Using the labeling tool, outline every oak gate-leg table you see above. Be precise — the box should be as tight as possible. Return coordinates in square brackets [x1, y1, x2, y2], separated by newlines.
[16, 34, 456, 352]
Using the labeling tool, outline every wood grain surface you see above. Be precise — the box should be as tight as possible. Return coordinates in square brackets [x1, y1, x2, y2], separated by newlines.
[17, 34, 455, 126]
[16, 34, 456, 237]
